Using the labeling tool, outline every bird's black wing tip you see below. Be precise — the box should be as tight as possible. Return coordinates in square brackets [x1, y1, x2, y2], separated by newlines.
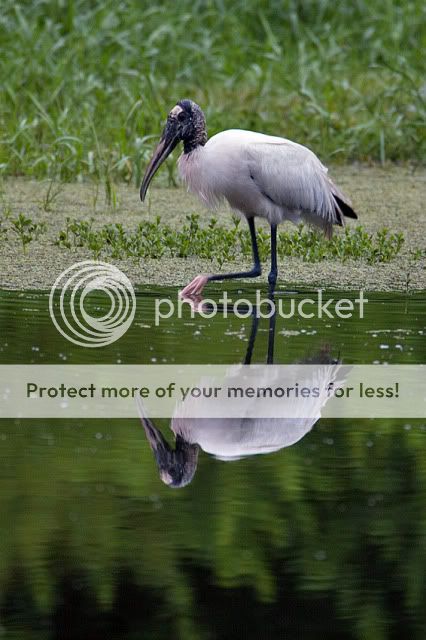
[334, 195, 358, 220]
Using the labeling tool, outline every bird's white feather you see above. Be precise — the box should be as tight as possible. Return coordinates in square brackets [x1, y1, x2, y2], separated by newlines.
[178, 129, 351, 233]
[170, 361, 345, 460]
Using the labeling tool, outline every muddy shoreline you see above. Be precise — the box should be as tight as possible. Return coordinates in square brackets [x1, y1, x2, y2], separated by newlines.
[0, 166, 425, 292]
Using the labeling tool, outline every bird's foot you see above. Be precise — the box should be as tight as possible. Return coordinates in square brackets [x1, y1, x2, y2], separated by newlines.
[178, 293, 207, 312]
[179, 274, 210, 299]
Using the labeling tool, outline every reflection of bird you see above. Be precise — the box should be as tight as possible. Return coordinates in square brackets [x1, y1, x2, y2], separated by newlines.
[137, 308, 347, 488]
[140, 99, 357, 296]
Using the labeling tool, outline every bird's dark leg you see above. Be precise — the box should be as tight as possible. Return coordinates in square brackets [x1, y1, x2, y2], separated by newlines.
[268, 224, 278, 295]
[180, 217, 261, 299]
[207, 217, 261, 283]
[267, 293, 277, 365]
[243, 310, 260, 365]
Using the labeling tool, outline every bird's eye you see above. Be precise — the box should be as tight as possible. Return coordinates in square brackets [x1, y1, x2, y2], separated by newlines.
[177, 111, 186, 122]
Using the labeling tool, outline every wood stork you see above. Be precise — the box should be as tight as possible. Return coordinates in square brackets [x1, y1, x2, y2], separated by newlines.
[136, 307, 346, 488]
[140, 99, 357, 297]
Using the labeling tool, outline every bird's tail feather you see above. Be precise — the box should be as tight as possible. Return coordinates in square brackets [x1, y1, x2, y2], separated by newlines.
[333, 194, 358, 220]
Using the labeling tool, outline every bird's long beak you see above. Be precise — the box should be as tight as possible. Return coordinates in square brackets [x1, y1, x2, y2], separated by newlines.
[135, 395, 198, 488]
[137, 397, 170, 456]
[140, 121, 180, 201]
[139, 415, 177, 486]
[141, 417, 170, 455]
[136, 394, 172, 459]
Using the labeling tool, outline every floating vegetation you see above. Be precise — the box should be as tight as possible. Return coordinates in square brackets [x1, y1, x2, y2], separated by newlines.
[55, 215, 405, 265]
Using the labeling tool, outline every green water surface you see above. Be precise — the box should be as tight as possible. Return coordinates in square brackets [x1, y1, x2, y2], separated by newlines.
[0, 286, 425, 639]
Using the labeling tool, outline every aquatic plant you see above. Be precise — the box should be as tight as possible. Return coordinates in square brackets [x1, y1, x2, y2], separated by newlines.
[10, 213, 46, 253]
[55, 215, 406, 265]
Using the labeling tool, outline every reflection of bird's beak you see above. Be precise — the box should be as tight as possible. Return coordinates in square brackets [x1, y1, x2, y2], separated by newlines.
[135, 395, 175, 471]
[140, 416, 178, 486]
[140, 121, 180, 201]
[136, 395, 199, 488]
[139, 414, 171, 460]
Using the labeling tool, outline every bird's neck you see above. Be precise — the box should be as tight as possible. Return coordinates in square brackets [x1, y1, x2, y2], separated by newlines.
[183, 124, 207, 154]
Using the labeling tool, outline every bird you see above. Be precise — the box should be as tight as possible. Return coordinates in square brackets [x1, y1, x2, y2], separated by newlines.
[140, 99, 357, 297]
[136, 305, 347, 488]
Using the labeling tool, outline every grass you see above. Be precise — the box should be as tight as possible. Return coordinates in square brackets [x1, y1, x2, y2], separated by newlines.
[0, 211, 46, 253]
[53, 213, 407, 265]
[0, 0, 425, 187]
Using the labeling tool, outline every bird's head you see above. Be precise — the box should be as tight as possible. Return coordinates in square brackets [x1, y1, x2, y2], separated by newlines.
[139, 412, 199, 488]
[140, 99, 206, 201]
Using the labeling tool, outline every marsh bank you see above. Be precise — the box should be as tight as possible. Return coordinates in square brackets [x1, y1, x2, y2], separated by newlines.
[0, 166, 425, 291]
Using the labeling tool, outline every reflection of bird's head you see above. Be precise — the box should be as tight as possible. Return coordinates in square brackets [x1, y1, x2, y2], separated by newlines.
[139, 407, 199, 488]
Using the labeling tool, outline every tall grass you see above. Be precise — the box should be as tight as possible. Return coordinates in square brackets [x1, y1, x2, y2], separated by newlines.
[0, 0, 424, 184]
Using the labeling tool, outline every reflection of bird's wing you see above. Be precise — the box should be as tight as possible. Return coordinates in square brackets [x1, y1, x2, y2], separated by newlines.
[277, 362, 346, 424]
[171, 362, 347, 460]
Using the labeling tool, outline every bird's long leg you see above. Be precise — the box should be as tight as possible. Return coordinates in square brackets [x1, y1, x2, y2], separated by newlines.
[268, 224, 278, 295]
[180, 217, 261, 298]
[267, 293, 277, 365]
[243, 310, 260, 365]
[208, 217, 262, 283]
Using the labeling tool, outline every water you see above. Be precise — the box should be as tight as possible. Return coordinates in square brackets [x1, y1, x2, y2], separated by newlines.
[0, 286, 425, 639]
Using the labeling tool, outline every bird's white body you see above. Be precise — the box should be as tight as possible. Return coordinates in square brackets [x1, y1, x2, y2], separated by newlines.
[178, 129, 350, 232]
[170, 361, 344, 461]
[172, 417, 313, 461]
[141, 101, 357, 298]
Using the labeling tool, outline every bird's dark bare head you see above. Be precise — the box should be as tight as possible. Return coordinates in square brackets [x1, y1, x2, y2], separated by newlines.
[140, 414, 199, 488]
[140, 99, 207, 201]
[175, 99, 207, 153]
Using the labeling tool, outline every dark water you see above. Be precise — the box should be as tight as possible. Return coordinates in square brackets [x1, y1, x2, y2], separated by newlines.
[0, 286, 425, 639]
